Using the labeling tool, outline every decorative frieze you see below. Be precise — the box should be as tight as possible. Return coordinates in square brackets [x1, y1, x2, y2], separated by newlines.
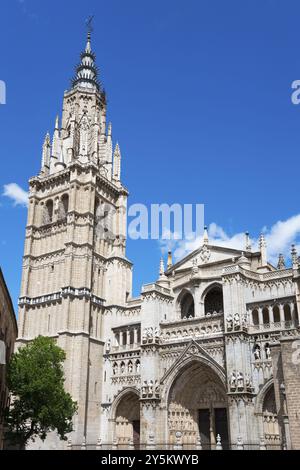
[19, 286, 105, 307]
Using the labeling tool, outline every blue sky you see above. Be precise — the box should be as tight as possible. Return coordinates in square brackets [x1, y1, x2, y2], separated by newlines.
[1, 0, 300, 311]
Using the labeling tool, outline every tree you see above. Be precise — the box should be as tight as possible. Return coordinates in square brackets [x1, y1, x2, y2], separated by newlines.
[4, 336, 77, 449]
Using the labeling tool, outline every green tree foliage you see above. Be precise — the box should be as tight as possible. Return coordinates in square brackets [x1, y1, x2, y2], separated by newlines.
[4, 336, 77, 449]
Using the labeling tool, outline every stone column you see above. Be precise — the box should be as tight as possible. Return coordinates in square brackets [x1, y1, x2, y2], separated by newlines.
[210, 407, 216, 448]
[126, 329, 130, 346]
[248, 308, 253, 326]
[227, 395, 256, 448]
[140, 400, 161, 447]
[268, 305, 274, 325]
[258, 307, 263, 326]
[134, 328, 138, 346]
[279, 304, 285, 324]
[289, 302, 296, 325]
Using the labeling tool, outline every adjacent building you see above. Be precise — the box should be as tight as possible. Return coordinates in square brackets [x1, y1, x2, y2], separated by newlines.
[0, 268, 17, 450]
[16, 30, 300, 450]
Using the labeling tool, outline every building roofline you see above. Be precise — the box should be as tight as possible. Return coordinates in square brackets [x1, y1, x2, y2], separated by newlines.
[166, 244, 261, 274]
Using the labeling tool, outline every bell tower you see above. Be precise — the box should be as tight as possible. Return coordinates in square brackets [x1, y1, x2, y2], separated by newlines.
[17, 27, 132, 448]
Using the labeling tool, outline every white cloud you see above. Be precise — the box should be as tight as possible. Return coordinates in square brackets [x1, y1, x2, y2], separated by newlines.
[3, 183, 28, 207]
[159, 214, 300, 267]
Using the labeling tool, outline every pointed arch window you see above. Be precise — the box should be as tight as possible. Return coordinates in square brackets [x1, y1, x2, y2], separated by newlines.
[58, 194, 69, 220]
[43, 200, 53, 224]
[180, 292, 195, 319]
[204, 286, 223, 315]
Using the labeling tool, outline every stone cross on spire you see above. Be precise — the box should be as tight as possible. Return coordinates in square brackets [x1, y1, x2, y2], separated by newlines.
[85, 15, 94, 53]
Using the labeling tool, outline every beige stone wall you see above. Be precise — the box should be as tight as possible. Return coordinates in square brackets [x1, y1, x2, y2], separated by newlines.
[0, 269, 17, 450]
[279, 338, 300, 449]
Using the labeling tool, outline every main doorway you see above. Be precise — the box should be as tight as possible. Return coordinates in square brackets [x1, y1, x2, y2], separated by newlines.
[198, 408, 229, 449]
[168, 359, 229, 448]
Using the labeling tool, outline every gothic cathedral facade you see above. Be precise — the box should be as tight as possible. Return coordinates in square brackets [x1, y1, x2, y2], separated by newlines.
[17, 32, 300, 450]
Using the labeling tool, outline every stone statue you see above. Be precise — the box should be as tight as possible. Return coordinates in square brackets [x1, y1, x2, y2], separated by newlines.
[113, 363, 118, 376]
[230, 371, 236, 390]
[245, 373, 252, 390]
[128, 362, 133, 374]
[265, 345, 271, 360]
[227, 314, 233, 331]
[148, 380, 154, 397]
[234, 313, 240, 327]
[120, 362, 125, 374]
[237, 372, 244, 389]
[142, 381, 148, 397]
[147, 327, 153, 339]
[254, 346, 261, 360]
[136, 361, 140, 374]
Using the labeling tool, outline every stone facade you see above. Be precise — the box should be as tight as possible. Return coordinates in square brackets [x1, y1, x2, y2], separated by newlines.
[0, 268, 17, 449]
[16, 32, 300, 450]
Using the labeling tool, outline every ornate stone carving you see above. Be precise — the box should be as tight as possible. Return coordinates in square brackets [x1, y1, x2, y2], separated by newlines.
[199, 246, 211, 263]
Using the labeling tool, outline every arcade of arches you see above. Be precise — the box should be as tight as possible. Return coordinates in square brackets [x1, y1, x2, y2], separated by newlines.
[113, 364, 280, 449]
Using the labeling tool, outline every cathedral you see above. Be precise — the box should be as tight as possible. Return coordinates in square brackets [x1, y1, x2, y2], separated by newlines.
[16, 30, 300, 450]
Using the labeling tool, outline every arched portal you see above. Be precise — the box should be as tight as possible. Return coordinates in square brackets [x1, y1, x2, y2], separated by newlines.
[115, 391, 140, 448]
[262, 385, 280, 448]
[167, 360, 229, 449]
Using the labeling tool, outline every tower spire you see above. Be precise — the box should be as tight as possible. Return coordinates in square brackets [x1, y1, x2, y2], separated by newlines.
[41, 132, 51, 173]
[71, 19, 100, 92]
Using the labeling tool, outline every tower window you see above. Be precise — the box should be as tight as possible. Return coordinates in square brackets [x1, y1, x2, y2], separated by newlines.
[59, 194, 69, 220]
[44, 200, 54, 224]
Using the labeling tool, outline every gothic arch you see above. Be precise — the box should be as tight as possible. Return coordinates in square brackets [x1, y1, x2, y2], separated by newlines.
[110, 387, 140, 421]
[161, 351, 226, 405]
[164, 355, 228, 448]
[110, 387, 140, 448]
[202, 283, 224, 315]
[254, 379, 281, 447]
[176, 288, 195, 319]
[254, 378, 276, 415]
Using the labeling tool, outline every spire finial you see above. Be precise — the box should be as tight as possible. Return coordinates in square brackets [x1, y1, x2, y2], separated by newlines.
[291, 244, 298, 269]
[85, 15, 94, 53]
[259, 233, 267, 266]
[277, 253, 285, 270]
[159, 257, 165, 277]
[167, 250, 173, 269]
[113, 142, 121, 181]
[86, 15, 94, 34]
[55, 115, 59, 130]
[203, 225, 209, 245]
[245, 231, 252, 251]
